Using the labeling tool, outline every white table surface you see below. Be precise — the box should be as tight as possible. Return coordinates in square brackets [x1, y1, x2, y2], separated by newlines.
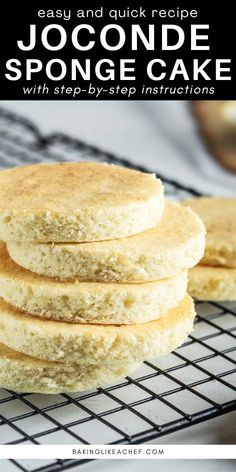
[0, 100, 235, 472]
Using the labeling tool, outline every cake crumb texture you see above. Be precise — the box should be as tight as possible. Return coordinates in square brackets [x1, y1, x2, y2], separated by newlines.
[0, 342, 140, 393]
[189, 265, 236, 301]
[0, 162, 164, 242]
[0, 295, 195, 365]
[7, 201, 206, 282]
[182, 197, 236, 268]
[0, 242, 188, 324]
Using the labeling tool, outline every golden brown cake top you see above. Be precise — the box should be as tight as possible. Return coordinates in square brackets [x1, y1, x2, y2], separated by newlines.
[0, 161, 162, 211]
[182, 197, 236, 235]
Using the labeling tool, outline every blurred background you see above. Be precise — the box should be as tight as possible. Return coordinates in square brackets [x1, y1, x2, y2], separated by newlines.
[0, 100, 235, 195]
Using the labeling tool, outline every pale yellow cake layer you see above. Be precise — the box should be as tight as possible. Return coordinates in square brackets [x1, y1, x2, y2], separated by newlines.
[7, 201, 205, 282]
[0, 162, 164, 242]
[0, 243, 187, 324]
[0, 342, 140, 394]
[0, 295, 195, 365]
[183, 197, 236, 268]
[189, 265, 236, 301]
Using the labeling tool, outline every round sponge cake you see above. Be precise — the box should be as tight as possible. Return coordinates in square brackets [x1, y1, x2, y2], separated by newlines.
[7, 201, 205, 282]
[0, 243, 187, 324]
[0, 162, 164, 242]
[182, 197, 236, 268]
[0, 343, 140, 394]
[0, 295, 195, 365]
[188, 265, 236, 301]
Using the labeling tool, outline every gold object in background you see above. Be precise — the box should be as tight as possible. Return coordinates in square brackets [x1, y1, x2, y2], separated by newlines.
[191, 100, 236, 173]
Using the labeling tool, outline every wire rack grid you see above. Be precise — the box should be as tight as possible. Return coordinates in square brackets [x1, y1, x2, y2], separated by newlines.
[0, 107, 235, 472]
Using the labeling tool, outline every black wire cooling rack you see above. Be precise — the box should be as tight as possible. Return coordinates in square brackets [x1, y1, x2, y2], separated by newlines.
[0, 107, 235, 472]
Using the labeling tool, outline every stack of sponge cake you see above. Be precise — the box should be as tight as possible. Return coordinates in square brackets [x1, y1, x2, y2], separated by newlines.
[0, 162, 205, 394]
[183, 197, 236, 301]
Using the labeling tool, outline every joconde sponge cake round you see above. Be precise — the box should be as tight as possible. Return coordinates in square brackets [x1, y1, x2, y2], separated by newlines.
[0, 342, 140, 394]
[0, 295, 195, 365]
[7, 201, 206, 282]
[182, 197, 236, 268]
[0, 162, 164, 242]
[0, 242, 188, 324]
[188, 265, 236, 301]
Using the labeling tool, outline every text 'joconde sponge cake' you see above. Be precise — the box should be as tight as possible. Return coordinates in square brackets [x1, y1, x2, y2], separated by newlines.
[0, 162, 164, 242]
